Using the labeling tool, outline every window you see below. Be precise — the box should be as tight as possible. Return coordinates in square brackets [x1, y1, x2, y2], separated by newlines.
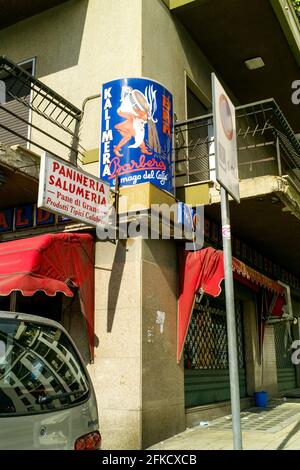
[187, 88, 208, 120]
[186, 87, 211, 182]
[0, 58, 35, 147]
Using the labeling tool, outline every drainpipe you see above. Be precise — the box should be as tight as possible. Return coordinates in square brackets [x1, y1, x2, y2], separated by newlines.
[81, 94, 102, 115]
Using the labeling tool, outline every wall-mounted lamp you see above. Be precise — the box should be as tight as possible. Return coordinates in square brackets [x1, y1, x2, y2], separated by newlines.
[244, 57, 265, 70]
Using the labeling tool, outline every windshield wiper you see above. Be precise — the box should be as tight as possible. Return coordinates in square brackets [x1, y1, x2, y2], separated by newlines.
[37, 390, 84, 404]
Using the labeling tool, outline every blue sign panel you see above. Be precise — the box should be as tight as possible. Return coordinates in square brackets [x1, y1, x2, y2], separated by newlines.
[15, 205, 33, 230]
[0, 209, 13, 233]
[100, 78, 174, 194]
[0, 204, 70, 233]
[36, 207, 55, 226]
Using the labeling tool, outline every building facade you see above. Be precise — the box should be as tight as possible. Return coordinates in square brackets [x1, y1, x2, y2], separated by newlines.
[0, 0, 299, 449]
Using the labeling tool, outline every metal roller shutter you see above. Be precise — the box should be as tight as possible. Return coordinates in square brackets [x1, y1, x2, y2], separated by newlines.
[184, 295, 246, 407]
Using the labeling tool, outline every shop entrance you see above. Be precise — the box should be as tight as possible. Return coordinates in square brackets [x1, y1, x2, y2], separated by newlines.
[274, 322, 297, 392]
[0, 291, 63, 322]
[0, 290, 90, 363]
[184, 292, 246, 407]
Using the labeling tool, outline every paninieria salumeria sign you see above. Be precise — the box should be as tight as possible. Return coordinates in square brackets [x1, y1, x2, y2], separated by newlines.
[38, 154, 110, 227]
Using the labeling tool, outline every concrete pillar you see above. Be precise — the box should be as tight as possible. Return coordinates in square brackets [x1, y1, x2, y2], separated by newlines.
[141, 239, 185, 448]
[89, 238, 185, 450]
[92, 238, 142, 450]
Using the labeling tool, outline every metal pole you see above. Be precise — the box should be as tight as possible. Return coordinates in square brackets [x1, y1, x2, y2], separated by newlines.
[114, 173, 120, 240]
[220, 186, 243, 450]
[10, 292, 17, 312]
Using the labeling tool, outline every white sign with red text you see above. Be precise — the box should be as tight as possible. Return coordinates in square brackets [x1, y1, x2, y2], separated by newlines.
[38, 154, 110, 227]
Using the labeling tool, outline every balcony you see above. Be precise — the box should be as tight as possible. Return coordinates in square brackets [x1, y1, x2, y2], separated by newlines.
[0, 56, 83, 161]
[175, 98, 300, 190]
[0, 56, 83, 209]
[174, 99, 300, 278]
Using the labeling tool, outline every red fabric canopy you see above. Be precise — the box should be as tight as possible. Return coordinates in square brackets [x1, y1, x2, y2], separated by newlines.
[178, 247, 224, 363]
[178, 247, 286, 363]
[0, 233, 95, 358]
[232, 258, 285, 296]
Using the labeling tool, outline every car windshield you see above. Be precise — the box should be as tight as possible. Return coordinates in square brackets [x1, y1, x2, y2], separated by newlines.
[0, 318, 89, 416]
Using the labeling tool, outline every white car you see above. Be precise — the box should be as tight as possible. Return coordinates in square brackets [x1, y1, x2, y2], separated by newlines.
[0, 311, 101, 450]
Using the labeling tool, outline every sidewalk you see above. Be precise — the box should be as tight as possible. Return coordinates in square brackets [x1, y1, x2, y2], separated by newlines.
[148, 399, 300, 450]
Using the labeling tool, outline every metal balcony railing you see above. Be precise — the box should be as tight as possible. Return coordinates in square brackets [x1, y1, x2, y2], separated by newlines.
[174, 98, 300, 189]
[0, 56, 83, 164]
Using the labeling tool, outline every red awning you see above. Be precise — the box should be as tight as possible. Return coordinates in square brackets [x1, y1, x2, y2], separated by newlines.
[0, 233, 95, 358]
[232, 258, 285, 295]
[178, 247, 285, 363]
[178, 247, 224, 363]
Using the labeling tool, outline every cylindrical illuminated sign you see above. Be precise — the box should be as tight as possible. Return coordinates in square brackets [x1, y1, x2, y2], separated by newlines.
[99, 78, 174, 194]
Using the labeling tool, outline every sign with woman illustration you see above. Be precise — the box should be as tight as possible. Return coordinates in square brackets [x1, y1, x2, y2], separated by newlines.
[99, 78, 174, 194]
